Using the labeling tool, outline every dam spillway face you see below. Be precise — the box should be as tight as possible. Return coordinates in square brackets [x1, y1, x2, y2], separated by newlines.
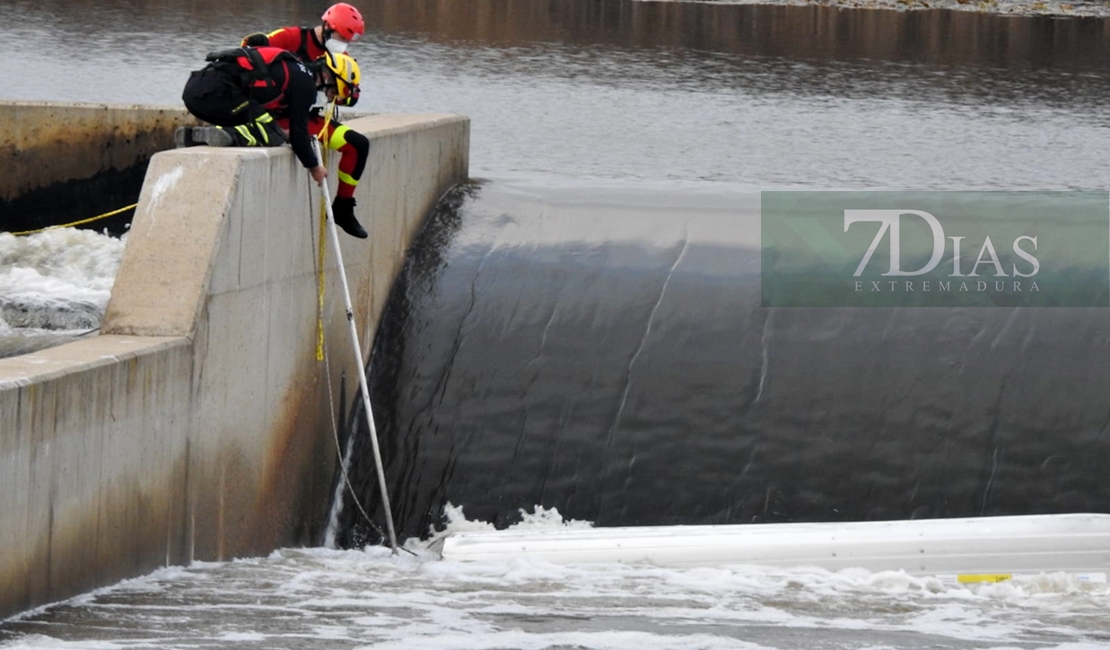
[331, 183, 1110, 546]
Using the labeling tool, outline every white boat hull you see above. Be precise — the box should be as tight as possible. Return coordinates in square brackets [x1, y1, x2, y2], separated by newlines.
[440, 513, 1110, 580]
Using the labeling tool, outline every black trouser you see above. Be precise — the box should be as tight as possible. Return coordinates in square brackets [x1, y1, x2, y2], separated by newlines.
[181, 68, 286, 147]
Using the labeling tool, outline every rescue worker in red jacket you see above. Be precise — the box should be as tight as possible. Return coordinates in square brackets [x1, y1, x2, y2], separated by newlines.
[243, 2, 365, 67]
[176, 46, 368, 239]
[241, 2, 370, 239]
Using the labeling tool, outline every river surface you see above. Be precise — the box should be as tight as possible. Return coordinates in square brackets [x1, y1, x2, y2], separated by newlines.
[2, 0, 1110, 648]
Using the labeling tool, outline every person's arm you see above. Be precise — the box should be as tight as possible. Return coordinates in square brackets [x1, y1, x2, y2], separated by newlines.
[259, 27, 305, 53]
[284, 61, 323, 174]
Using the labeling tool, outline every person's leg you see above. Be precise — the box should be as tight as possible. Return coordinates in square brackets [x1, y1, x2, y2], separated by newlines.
[325, 122, 369, 199]
[179, 70, 284, 148]
[178, 70, 233, 146]
[322, 121, 369, 238]
[267, 115, 367, 239]
[222, 110, 286, 147]
[181, 69, 240, 125]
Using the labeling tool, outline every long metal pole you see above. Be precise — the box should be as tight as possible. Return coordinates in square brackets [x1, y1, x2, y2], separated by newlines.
[312, 140, 399, 553]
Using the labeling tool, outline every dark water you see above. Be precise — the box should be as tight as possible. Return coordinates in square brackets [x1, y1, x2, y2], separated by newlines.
[336, 181, 1110, 546]
[3, 0, 1110, 188]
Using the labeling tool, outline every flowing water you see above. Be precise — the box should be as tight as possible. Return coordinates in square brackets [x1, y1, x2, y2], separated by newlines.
[2, 0, 1110, 647]
[0, 230, 122, 358]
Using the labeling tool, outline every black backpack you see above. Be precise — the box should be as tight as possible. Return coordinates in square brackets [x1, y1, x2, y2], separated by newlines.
[204, 46, 295, 93]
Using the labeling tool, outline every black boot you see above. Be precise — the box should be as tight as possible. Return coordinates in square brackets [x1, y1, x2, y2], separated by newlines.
[331, 197, 368, 239]
[175, 126, 233, 148]
[192, 126, 234, 147]
[174, 126, 198, 148]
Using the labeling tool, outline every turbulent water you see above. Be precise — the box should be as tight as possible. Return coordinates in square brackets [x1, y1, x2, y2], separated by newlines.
[3, 0, 1110, 647]
[3, 508, 1110, 650]
[0, 230, 124, 358]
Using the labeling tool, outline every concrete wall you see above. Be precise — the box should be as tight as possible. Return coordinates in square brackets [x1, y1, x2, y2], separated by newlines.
[0, 112, 470, 619]
[0, 101, 201, 235]
[0, 101, 195, 201]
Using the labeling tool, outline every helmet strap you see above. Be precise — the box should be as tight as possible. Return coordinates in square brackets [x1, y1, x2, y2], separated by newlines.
[316, 67, 336, 93]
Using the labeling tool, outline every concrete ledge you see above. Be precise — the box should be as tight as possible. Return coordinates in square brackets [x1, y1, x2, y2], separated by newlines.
[0, 335, 184, 387]
[0, 110, 470, 619]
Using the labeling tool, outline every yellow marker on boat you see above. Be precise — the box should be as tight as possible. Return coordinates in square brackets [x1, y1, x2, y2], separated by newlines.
[957, 573, 1013, 584]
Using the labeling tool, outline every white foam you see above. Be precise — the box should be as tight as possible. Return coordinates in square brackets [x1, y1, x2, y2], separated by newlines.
[0, 229, 124, 353]
[4, 507, 1107, 649]
[1, 230, 122, 299]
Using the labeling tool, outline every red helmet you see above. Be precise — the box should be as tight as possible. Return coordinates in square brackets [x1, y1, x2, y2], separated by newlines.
[322, 3, 365, 42]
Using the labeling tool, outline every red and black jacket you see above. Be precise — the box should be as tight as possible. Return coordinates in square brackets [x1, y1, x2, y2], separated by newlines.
[205, 46, 319, 168]
[242, 26, 328, 64]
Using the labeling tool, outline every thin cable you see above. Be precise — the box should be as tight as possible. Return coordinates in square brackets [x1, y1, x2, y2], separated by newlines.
[322, 324, 389, 545]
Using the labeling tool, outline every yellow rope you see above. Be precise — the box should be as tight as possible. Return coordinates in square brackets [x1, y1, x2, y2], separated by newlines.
[316, 184, 328, 361]
[314, 100, 336, 362]
[319, 100, 336, 144]
[8, 202, 138, 236]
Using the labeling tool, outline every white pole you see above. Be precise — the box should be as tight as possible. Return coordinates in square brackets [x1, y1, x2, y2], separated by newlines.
[312, 139, 399, 553]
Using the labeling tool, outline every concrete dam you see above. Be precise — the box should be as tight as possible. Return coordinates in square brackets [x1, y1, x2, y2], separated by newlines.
[0, 101, 469, 619]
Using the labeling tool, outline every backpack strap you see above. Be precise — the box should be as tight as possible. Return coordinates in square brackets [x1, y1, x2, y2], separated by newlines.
[241, 47, 271, 83]
[298, 27, 311, 62]
[205, 47, 274, 90]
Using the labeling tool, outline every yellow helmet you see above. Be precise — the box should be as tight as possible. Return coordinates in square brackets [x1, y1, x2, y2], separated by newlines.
[318, 51, 360, 102]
